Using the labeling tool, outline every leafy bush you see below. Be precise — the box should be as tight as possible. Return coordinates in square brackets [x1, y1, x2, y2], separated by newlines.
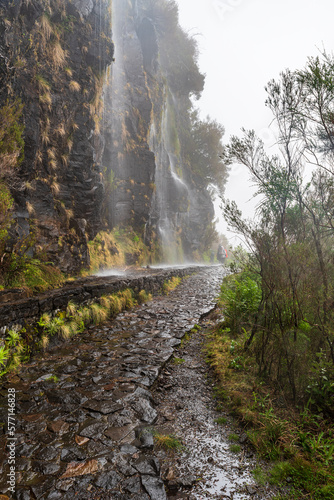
[218, 272, 261, 334]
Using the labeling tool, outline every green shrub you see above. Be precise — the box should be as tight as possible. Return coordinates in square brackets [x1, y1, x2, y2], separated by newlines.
[218, 273, 261, 334]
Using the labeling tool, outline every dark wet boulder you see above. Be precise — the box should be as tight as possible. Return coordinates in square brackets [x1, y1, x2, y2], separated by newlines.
[141, 475, 167, 500]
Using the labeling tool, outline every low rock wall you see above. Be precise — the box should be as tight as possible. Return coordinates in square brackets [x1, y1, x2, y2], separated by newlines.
[0, 267, 202, 334]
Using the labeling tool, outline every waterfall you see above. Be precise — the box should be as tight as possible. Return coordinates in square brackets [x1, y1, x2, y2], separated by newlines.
[102, 0, 198, 264]
[149, 91, 192, 263]
[102, 0, 129, 228]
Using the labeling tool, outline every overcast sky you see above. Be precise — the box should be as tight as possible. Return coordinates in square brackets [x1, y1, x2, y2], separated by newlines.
[176, 0, 334, 246]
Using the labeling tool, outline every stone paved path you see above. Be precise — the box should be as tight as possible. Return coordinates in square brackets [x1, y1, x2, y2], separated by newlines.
[151, 312, 276, 500]
[0, 266, 225, 499]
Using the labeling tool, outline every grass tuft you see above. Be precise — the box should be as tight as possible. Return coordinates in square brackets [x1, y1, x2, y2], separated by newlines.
[163, 276, 182, 295]
[138, 289, 152, 304]
[229, 444, 241, 453]
[153, 433, 184, 451]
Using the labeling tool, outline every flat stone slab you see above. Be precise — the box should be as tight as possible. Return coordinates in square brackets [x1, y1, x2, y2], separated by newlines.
[104, 424, 137, 442]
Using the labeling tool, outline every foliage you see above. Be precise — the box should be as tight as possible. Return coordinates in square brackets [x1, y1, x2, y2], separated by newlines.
[138, 289, 152, 304]
[0, 99, 25, 271]
[215, 416, 227, 425]
[206, 326, 334, 499]
[87, 227, 150, 272]
[152, 0, 204, 98]
[229, 444, 241, 453]
[0, 286, 139, 378]
[173, 356, 185, 365]
[218, 272, 261, 335]
[0, 256, 65, 292]
[0, 181, 14, 243]
[185, 110, 227, 195]
[220, 52, 334, 412]
[153, 432, 184, 451]
[0, 99, 25, 181]
[163, 276, 181, 294]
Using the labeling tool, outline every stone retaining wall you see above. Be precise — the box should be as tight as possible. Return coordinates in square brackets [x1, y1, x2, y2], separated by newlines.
[0, 267, 203, 334]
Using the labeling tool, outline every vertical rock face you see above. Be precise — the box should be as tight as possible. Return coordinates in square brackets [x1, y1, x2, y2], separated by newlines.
[0, 0, 113, 273]
[102, 0, 216, 262]
[0, 0, 220, 273]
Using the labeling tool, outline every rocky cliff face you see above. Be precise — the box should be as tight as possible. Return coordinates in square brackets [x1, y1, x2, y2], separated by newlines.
[0, 0, 219, 273]
[0, 0, 113, 273]
[102, 0, 216, 262]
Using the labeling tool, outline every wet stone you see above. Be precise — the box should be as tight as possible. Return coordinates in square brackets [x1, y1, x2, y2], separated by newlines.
[60, 381, 76, 390]
[87, 440, 111, 456]
[132, 459, 156, 476]
[116, 457, 137, 476]
[45, 391, 63, 405]
[79, 421, 108, 438]
[137, 427, 154, 449]
[131, 494, 150, 500]
[108, 412, 133, 426]
[4, 267, 229, 497]
[30, 477, 56, 498]
[46, 492, 63, 499]
[120, 444, 139, 455]
[75, 435, 89, 446]
[141, 475, 167, 500]
[178, 475, 197, 488]
[123, 475, 142, 494]
[47, 420, 70, 434]
[16, 457, 32, 472]
[131, 398, 157, 423]
[33, 445, 59, 461]
[82, 400, 123, 415]
[56, 478, 75, 491]
[31, 460, 61, 475]
[94, 470, 121, 490]
[61, 446, 86, 462]
[15, 489, 31, 500]
[61, 364, 78, 374]
[60, 459, 99, 479]
[104, 424, 135, 442]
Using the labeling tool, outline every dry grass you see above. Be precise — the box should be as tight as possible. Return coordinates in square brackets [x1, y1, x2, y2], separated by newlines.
[26, 202, 35, 215]
[40, 334, 49, 350]
[69, 80, 81, 92]
[40, 13, 53, 41]
[55, 124, 66, 137]
[47, 148, 56, 161]
[59, 323, 71, 340]
[36, 74, 51, 92]
[39, 92, 52, 108]
[50, 180, 60, 194]
[66, 136, 73, 151]
[61, 154, 69, 166]
[163, 276, 182, 294]
[64, 67, 73, 77]
[49, 41, 67, 69]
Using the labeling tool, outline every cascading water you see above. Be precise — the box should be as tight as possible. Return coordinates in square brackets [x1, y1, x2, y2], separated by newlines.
[102, 0, 212, 265]
[107, 0, 127, 226]
[148, 91, 192, 263]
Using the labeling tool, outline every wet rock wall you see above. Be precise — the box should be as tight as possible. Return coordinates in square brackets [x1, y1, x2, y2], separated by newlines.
[0, 0, 114, 274]
[102, 0, 215, 259]
[0, 267, 204, 333]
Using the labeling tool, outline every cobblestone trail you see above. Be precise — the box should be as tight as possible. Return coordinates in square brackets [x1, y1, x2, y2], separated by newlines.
[0, 267, 228, 499]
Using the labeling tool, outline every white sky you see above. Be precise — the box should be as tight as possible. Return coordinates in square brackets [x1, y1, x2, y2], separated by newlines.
[176, 0, 334, 246]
